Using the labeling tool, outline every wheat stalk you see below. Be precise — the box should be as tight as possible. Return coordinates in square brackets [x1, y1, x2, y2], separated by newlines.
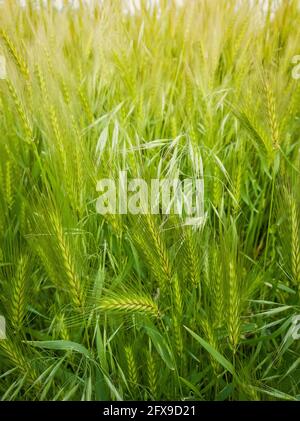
[290, 195, 300, 293]
[263, 77, 279, 151]
[50, 212, 84, 310]
[98, 293, 160, 318]
[9, 255, 28, 332]
[0, 29, 29, 79]
[125, 346, 138, 389]
[228, 260, 241, 352]
[147, 349, 157, 398]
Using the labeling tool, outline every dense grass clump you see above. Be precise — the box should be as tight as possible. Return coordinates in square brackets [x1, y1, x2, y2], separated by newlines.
[1, 0, 300, 400]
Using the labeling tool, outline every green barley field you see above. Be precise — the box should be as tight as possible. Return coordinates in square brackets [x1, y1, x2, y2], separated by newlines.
[0, 0, 300, 401]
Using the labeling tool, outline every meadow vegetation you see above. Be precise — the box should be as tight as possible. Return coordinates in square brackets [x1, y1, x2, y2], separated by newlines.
[0, 0, 300, 400]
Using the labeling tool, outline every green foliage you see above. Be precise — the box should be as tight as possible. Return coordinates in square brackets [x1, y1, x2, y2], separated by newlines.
[0, 0, 300, 401]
